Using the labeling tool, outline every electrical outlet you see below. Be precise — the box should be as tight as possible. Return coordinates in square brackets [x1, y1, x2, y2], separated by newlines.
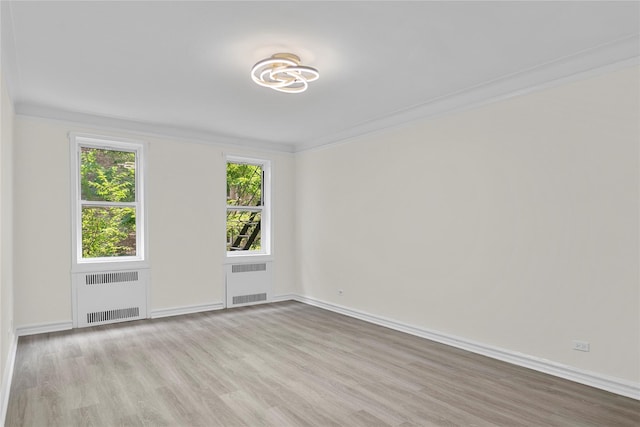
[573, 340, 590, 352]
[338, 289, 343, 296]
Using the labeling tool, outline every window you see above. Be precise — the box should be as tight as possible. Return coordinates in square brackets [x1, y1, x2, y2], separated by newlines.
[71, 135, 146, 266]
[226, 156, 270, 255]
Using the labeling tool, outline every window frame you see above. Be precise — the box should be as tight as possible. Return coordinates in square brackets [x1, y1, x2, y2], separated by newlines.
[70, 133, 148, 272]
[225, 155, 271, 258]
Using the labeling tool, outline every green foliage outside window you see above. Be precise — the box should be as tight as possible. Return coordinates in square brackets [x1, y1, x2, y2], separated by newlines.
[226, 163, 262, 206]
[227, 162, 262, 251]
[80, 148, 137, 258]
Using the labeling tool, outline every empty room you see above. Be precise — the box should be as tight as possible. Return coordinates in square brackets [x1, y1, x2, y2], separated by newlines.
[1, 1, 639, 426]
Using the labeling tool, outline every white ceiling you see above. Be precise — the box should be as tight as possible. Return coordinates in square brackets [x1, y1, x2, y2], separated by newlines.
[2, 1, 639, 152]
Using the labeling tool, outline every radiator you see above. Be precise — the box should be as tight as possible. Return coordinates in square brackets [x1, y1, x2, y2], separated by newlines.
[225, 262, 272, 308]
[72, 269, 149, 328]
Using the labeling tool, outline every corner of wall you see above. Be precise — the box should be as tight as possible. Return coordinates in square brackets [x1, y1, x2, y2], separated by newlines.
[0, 334, 17, 426]
[0, 64, 17, 423]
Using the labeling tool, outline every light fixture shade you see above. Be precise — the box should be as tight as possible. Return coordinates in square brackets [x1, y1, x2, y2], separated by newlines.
[251, 53, 319, 93]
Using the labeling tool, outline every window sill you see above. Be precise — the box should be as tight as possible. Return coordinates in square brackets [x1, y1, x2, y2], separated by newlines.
[223, 254, 273, 264]
[72, 259, 150, 273]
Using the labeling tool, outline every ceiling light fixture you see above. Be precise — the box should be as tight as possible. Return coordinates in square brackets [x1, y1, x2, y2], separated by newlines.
[251, 53, 319, 94]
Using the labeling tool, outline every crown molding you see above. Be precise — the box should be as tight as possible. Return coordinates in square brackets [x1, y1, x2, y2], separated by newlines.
[14, 103, 297, 154]
[11, 34, 639, 155]
[296, 34, 640, 153]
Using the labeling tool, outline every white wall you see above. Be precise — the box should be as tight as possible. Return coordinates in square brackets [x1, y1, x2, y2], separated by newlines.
[8, 64, 639, 393]
[296, 66, 640, 384]
[13, 118, 296, 326]
[0, 70, 16, 417]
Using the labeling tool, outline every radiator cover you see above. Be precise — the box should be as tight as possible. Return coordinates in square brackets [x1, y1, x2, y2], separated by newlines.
[226, 262, 272, 308]
[73, 269, 149, 328]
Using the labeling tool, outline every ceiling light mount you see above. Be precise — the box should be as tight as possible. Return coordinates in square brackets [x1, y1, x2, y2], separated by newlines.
[251, 53, 319, 94]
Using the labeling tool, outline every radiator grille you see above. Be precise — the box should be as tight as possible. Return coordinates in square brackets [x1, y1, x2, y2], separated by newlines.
[87, 307, 139, 324]
[232, 293, 267, 305]
[232, 263, 267, 273]
[85, 271, 139, 285]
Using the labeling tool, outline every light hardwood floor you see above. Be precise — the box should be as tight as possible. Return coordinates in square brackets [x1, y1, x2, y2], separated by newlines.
[5, 301, 640, 426]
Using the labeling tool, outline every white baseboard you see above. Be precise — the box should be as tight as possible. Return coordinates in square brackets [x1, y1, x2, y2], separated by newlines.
[16, 321, 73, 337]
[14, 304, 228, 333]
[1, 333, 18, 426]
[6, 297, 638, 401]
[292, 295, 640, 400]
[271, 294, 296, 303]
[150, 302, 225, 319]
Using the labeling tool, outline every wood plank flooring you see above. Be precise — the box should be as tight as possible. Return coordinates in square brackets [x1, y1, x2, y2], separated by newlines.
[5, 301, 640, 426]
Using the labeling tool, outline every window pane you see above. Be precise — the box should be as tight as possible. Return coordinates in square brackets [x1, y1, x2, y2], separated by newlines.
[82, 206, 136, 258]
[227, 162, 262, 207]
[81, 147, 136, 202]
[227, 210, 261, 251]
